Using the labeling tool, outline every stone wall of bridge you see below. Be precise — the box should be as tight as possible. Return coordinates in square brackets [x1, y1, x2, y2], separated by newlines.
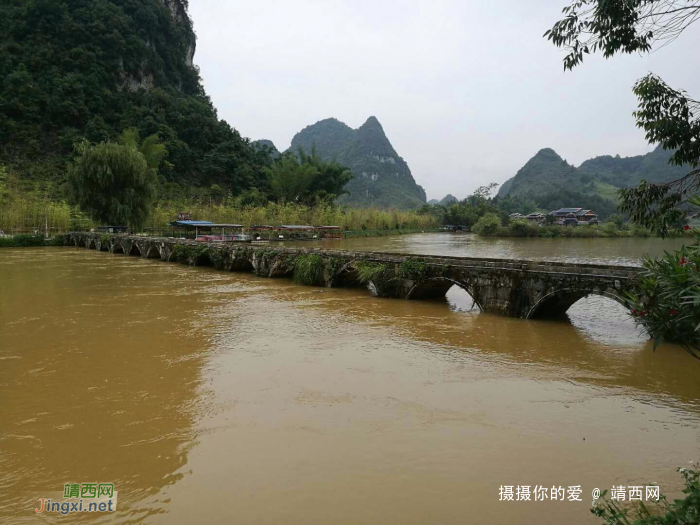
[65, 232, 644, 319]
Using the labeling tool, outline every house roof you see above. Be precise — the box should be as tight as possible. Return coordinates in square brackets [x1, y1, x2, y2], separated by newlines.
[553, 208, 582, 214]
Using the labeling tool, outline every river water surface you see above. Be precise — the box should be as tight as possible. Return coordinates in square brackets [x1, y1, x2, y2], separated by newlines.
[1, 235, 699, 524]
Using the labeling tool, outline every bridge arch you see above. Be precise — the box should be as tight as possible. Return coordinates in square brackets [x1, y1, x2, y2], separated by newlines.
[87, 239, 96, 250]
[75, 237, 86, 248]
[144, 245, 161, 259]
[331, 261, 363, 287]
[112, 243, 124, 255]
[526, 288, 630, 319]
[406, 277, 483, 310]
[128, 243, 141, 257]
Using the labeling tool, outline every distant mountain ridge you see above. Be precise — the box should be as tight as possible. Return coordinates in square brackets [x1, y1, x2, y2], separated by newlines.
[284, 117, 427, 209]
[428, 194, 458, 205]
[497, 146, 688, 200]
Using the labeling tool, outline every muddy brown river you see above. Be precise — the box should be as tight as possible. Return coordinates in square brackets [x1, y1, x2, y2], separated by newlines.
[1, 235, 699, 524]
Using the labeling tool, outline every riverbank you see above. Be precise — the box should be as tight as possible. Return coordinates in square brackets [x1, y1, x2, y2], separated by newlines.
[482, 222, 692, 238]
[345, 227, 441, 238]
[0, 234, 62, 248]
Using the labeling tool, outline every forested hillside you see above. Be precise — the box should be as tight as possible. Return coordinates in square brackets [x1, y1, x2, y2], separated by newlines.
[495, 146, 689, 217]
[0, 0, 270, 195]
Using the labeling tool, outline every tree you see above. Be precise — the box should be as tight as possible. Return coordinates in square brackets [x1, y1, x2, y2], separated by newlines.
[606, 213, 625, 229]
[472, 213, 502, 236]
[67, 140, 158, 229]
[545, 0, 700, 235]
[265, 148, 352, 206]
[118, 128, 168, 172]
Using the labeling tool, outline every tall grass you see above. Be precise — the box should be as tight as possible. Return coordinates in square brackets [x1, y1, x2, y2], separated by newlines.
[0, 186, 439, 234]
[146, 201, 439, 232]
[0, 193, 84, 234]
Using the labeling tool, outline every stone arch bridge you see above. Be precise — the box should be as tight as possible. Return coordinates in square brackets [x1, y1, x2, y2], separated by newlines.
[67, 232, 644, 319]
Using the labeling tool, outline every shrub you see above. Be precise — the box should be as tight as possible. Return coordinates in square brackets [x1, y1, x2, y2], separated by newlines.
[508, 220, 539, 237]
[626, 243, 700, 358]
[602, 222, 623, 237]
[630, 223, 651, 238]
[0, 234, 47, 247]
[472, 213, 502, 236]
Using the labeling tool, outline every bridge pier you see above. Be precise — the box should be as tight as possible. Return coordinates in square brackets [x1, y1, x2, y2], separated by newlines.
[62, 233, 641, 319]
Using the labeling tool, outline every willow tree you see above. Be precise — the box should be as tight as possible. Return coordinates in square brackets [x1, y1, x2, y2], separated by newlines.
[67, 140, 158, 230]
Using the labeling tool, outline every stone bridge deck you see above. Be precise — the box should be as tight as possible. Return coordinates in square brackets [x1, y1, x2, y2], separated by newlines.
[67, 232, 644, 319]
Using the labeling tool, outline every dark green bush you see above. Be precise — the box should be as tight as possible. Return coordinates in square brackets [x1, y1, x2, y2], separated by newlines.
[0, 235, 48, 247]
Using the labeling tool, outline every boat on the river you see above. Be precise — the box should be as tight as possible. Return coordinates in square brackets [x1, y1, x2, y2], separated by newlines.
[315, 226, 345, 239]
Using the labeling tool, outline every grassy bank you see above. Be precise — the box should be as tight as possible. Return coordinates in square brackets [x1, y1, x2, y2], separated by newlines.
[0, 234, 64, 248]
[475, 216, 692, 238]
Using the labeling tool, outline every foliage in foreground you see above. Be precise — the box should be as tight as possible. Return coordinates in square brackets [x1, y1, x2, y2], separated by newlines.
[625, 242, 700, 360]
[546, 0, 700, 236]
[592, 464, 699, 524]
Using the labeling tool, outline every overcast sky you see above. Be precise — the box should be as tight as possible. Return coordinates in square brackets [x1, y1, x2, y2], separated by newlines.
[188, 0, 700, 201]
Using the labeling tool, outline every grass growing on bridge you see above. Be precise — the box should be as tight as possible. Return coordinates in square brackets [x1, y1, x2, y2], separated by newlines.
[293, 254, 325, 285]
[398, 259, 431, 280]
[355, 261, 392, 284]
[171, 244, 211, 266]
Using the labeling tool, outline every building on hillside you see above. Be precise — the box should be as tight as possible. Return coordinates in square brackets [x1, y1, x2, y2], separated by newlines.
[549, 208, 599, 226]
[550, 207, 583, 218]
[574, 209, 599, 224]
[524, 213, 546, 223]
[510, 212, 546, 224]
